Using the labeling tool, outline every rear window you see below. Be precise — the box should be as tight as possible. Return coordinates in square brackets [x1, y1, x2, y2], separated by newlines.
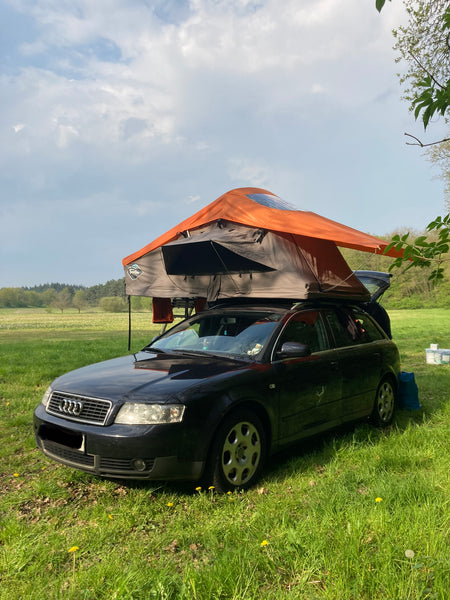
[350, 309, 385, 343]
[325, 308, 384, 347]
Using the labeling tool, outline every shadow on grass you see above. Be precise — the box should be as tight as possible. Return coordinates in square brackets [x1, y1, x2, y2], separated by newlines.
[56, 378, 448, 498]
[104, 407, 426, 497]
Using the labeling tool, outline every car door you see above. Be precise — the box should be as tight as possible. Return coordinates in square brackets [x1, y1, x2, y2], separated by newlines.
[272, 310, 343, 444]
[323, 307, 383, 421]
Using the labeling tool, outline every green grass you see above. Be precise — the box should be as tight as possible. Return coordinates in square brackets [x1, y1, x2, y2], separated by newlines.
[0, 309, 449, 599]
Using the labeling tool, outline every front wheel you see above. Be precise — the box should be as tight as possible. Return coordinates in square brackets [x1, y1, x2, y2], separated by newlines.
[204, 410, 267, 493]
[371, 378, 396, 427]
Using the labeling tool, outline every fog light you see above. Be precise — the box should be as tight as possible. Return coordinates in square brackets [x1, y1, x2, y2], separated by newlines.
[132, 459, 147, 472]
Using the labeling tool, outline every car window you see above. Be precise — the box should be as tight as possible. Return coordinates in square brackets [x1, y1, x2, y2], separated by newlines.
[325, 308, 384, 347]
[350, 309, 385, 342]
[276, 310, 328, 353]
[325, 308, 362, 347]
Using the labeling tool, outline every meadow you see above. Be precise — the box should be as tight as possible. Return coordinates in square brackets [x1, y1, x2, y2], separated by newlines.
[0, 308, 449, 599]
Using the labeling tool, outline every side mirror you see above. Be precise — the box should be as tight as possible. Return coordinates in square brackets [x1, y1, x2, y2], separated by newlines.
[277, 342, 311, 358]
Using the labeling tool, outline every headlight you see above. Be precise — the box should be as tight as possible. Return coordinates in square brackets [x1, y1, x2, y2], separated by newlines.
[41, 386, 53, 408]
[115, 403, 185, 425]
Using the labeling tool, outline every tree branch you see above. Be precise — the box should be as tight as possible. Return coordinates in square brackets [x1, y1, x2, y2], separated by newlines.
[408, 50, 446, 90]
[405, 132, 450, 147]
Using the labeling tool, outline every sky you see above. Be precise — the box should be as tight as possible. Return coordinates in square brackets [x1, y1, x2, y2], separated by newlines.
[1, 0, 448, 288]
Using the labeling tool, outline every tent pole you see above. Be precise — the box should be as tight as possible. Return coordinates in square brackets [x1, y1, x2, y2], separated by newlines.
[128, 295, 132, 352]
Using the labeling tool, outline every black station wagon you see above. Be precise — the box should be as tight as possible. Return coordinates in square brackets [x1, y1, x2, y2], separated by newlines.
[34, 293, 400, 492]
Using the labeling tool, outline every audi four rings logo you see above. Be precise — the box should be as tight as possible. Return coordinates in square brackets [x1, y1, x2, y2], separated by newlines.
[58, 399, 84, 416]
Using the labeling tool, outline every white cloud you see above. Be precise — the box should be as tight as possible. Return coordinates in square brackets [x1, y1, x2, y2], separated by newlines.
[227, 157, 270, 187]
[56, 123, 79, 148]
[3, 0, 407, 167]
[2, 0, 445, 288]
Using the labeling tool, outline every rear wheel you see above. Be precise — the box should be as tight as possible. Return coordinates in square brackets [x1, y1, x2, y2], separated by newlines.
[371, 378, 396, 427]
[204, 410, 266, 493]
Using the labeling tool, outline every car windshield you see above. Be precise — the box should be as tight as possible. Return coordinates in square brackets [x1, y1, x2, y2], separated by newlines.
[148, 310, 283, 360]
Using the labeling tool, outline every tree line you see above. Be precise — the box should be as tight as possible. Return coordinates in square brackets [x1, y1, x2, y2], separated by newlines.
[0, 279, 141, 312]
[342, 240, 450, 310]
[1, 225, 449, 312]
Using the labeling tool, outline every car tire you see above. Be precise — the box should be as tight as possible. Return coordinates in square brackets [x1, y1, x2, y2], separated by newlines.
[371, 377, 396, 427]
[204, 410, 267, 493]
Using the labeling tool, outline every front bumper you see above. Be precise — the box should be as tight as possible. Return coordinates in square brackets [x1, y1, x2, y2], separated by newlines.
[33, 404, 204, 481]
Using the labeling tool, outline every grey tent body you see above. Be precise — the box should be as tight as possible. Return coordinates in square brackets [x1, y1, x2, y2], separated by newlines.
[124, 220, 370, 303]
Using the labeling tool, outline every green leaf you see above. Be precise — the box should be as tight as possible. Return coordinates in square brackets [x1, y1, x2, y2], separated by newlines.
[427, 217, 442, 230]
[383, 241, 397, 255]
[403, 246, 413, 260]
[422, 104, 434, 129]
[414, 236, 428, 247]
[443, 7, 450, 29]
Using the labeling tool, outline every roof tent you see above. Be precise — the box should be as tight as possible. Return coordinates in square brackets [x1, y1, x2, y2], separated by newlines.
[122, 188, 399, 304]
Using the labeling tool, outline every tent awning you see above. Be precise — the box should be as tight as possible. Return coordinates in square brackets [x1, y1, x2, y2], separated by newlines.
[123, 187, 401, 266]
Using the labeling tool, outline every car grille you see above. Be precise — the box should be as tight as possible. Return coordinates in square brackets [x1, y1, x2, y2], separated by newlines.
[42, 440, 95, 468]
[41, 440, 155, 474]
[47, 391, 112, 425]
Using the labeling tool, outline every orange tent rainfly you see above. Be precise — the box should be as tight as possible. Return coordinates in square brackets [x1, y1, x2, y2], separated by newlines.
[122, 188, 399, 305]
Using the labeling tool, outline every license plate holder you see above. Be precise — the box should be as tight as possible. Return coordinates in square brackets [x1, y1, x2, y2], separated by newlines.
[39, 423, 85, 451]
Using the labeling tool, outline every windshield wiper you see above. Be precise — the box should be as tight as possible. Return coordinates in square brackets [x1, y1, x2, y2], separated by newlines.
[175, 349, 211, 357]
[142, 346, 168, 354]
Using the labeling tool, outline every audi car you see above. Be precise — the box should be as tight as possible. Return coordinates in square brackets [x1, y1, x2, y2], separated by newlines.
[34, 294, 400, 492]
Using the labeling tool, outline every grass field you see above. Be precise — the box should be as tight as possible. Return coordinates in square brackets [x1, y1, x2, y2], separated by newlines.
[0, 308, 449, 599]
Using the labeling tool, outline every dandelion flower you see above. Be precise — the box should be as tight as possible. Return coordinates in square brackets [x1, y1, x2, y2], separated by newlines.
[108, 514, 113, 520]
[405, 549, 415, 559]
[167, 502, 174, 507]
[68, 546, 79, 553]
[13, 473, 19, 478]
[208, 486, 215, 491]
[195, 486, 202, 492]
[375, 497, 383, 503]
[260, 540, 269, 547]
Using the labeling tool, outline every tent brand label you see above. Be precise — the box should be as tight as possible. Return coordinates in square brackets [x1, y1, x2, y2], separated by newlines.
[128, 264, 143, 280]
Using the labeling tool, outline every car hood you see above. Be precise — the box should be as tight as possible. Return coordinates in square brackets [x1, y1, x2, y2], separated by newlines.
[50, 350, 251, 403]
